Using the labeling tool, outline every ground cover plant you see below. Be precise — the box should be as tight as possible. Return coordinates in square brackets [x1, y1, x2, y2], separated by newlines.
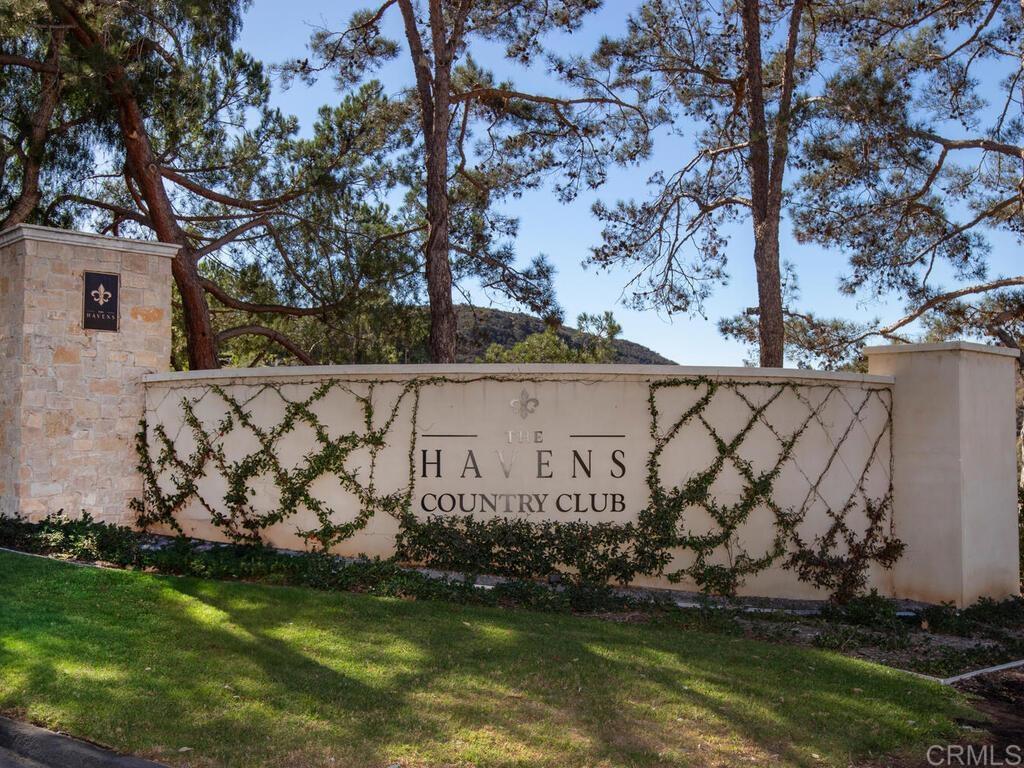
[0, 513, 638, 613]
[740, 592, 1024, 679]
[2, 514, 1022, 681]
[0, 547, 973, 768]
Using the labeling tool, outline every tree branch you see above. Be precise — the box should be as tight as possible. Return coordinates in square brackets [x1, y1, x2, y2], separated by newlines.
[201, 277, 348, 317]
[912, 129, 1024, 160]
[0, 53, 59, 73]
[46, 194, 151, 226]
[846, 276, 1024, 347]
[451, 86, 643, 115]
[397, 0, 435, 140]
[159, 167, 302, 210]
[216, 325, 315, 365]
[0, 28, 65, 230]
[768, 0, 806, 200]
[192, 216, 268, 259]
[930, 0, 1003, 63]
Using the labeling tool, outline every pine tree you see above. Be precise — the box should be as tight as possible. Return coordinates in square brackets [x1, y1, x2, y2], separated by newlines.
[2, 1, 416, 368]
[293, 0, 650, 362]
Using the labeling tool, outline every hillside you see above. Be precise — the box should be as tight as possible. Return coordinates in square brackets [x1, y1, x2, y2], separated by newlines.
[455, 305, 675, 365]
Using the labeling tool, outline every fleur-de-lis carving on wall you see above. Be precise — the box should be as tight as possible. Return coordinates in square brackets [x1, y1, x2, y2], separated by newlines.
[91, 283, 112, 306]
[510, 388, 539, 419]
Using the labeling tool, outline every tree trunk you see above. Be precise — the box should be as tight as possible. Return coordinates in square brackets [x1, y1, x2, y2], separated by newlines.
[753, 216, 785, 367]
[423, 111, 457, 363]
[397, 0, 458, 363]
[172, 254, 220, 369]
[741, 0, 786, 368]
[50, 0, 220, 369]
[420, 0, 458, 363]
[113, 90, 220, 369]
[0, 29, 63, 230]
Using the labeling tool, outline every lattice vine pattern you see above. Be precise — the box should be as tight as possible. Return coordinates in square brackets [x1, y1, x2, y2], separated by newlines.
[641, 378, 900, 601]
[133, 379, 422, 550]
[134, 375, 900, 601]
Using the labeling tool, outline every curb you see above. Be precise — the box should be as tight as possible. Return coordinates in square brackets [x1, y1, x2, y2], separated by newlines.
[938, 658, 1024, 686]
[0, 717, 167, 768]
[899, 658, 1024, 686]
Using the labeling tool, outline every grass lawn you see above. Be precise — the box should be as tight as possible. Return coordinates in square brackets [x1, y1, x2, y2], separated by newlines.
[0, 550, 971, 768]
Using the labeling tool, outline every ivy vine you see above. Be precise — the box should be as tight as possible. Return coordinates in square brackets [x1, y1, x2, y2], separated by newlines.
[133, 373, 901, 602]
[639, 377, 901, 599]
[133, 379, 421, 549]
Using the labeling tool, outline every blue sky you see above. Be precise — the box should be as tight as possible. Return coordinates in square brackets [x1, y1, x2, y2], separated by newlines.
[238, 1, 1017, 366]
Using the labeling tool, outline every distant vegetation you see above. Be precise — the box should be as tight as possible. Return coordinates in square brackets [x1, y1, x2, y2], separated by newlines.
[460, 307, 673, 365]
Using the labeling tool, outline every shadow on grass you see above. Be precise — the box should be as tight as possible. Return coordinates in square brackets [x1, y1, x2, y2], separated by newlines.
[0, 551, 964, 768]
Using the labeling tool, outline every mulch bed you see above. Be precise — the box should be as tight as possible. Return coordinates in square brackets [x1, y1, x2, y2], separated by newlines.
[954, 669, 1024, 760]
[858, 669, 1024, 767]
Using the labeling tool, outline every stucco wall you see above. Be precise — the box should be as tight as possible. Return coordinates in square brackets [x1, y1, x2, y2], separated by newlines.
[142, 365, 897, 600]
[866, 342, 1021, 605]
[0, 225, 175, 521]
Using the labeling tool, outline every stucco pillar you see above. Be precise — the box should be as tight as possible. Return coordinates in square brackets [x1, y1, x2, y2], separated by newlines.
[866, 342, 1021, 605]
[0, 225, 176, 523]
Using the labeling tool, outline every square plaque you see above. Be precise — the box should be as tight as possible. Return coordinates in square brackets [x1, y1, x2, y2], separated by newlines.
[82, 271, 120, 331]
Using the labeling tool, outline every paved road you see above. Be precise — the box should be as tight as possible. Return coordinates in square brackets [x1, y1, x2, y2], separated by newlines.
[0, 718, 166, 768]
[0, 746, 49, 767]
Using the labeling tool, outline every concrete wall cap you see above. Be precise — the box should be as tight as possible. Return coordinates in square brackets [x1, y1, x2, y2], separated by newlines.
[0, 224, 180, 258]
[144, 363, 895, 386]
[863, 341, 1020, 359]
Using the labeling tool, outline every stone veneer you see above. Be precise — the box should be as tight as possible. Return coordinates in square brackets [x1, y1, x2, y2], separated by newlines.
[0, 225, 176, 522]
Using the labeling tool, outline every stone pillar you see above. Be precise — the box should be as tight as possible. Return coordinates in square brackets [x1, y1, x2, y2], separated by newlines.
[866, 342, 1021, 606]
[0, 225, 176, 523]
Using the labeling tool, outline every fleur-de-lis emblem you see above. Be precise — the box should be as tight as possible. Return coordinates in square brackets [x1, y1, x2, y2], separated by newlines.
[510, 388, 539, 419]
[91, 283, 112, 306]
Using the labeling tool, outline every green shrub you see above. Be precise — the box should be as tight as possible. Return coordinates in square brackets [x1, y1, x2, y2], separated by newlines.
[396, 514, 640, 584]
[962, 595, 1024, 629]
[920, 602, 969, 635]
[1, 514, 646, 615]
[0, 512, 141, 565]
[820, 589, 908, 635]
[813, 626, 869, 651]
[921, 597, 1024, 637]
[7, 514, 1018, 636]
[0, 514, 34, 550]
